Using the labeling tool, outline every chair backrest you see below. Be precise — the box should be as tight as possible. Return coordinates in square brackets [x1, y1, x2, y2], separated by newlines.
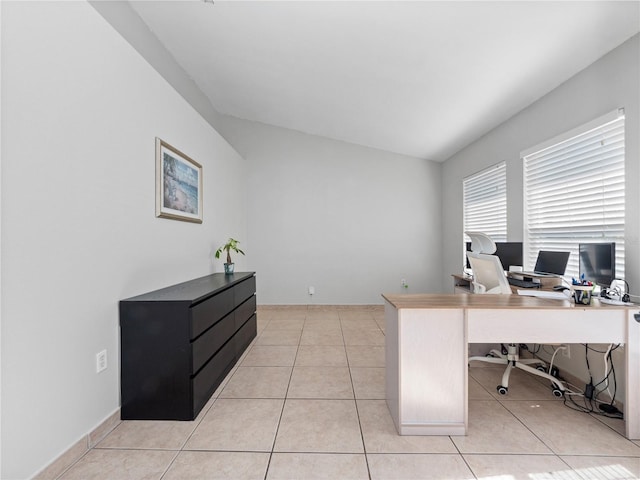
[467, 252, 512, 295]
[465, 231, 497, 254]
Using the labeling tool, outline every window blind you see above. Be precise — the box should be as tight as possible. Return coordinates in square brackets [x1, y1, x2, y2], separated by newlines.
[463, 162, 507, 264]
[522, 111, 625, 280]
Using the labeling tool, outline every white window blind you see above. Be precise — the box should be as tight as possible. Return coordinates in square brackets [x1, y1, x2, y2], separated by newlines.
[523, 110, 625, 280]
[463, 162, 507, 264]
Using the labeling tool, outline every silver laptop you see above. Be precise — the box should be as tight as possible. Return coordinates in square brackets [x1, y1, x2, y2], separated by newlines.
[520, 250, 570, 277]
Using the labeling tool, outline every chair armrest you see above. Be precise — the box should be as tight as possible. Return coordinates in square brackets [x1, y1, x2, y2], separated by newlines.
[471, 282, 487, 294]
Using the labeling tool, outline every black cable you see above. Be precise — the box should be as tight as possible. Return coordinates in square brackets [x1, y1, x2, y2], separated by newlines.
[584, 344, 593, 385]
[541, 344, 555, 355]
[564, 391, 595, 414]
[593, 348, 621, 415]
[563, 391, 623, 419]
[558, 343, 622, 419]
[591, 345, 621, 392]
[582, 343, 622, 354]
[595, 359, 616, 404]
[580, 343, 623, 418]
[540, 341, 623, 418]
[611, 358, 618, 404]
[592, 347, 612, 389]
[607, 359, 620, 415]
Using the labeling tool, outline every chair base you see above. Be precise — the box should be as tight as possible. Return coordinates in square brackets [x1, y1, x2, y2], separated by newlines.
[469, 345, 565, 396]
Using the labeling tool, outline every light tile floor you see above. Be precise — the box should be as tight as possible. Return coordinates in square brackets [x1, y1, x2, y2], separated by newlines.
[59, 306, 640, 479]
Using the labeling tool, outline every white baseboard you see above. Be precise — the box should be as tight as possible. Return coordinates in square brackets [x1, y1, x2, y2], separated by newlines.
[32, 409, 121, 480]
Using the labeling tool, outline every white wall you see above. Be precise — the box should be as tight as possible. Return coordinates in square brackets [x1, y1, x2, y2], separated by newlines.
[0, 2, 247, 478]
[219, 117, 443, 305]
[442, 35, 640, 402]
[0, 2, 3, 475]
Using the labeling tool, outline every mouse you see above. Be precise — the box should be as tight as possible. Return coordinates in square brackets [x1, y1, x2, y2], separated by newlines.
[553, 285, 569, 291]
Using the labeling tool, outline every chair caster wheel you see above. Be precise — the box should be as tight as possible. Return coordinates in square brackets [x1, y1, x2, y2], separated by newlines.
[497, 386, 508, 395]
[552, 388, 564, 398]
[536, 366, 547, 372]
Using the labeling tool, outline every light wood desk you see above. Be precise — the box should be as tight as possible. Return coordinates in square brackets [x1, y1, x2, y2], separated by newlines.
[382, 293, 640, 440]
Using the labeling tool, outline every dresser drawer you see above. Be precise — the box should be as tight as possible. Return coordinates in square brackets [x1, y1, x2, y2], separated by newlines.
[192, 339, 236, 414]
[190, 287, 234, 339]
[235, 314, 257, 359]
[192, 311, 235, 374]
[234, 295, 256, 331]
[234, 276, 256, 307]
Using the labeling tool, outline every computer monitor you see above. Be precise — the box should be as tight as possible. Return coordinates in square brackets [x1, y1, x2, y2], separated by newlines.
[465, 242, 523, 270]
[533, 251, 570, 276]
[579, 243, 615, 287]
[495, 242, 524, 271]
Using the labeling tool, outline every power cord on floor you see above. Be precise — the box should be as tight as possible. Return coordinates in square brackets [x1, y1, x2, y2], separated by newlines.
[527, 343, 624, 419]
[559, 343, 623, 419]
[563, 391, 623, 419]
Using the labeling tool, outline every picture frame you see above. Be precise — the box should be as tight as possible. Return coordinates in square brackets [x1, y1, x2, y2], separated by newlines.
[156, 138, 203, 223]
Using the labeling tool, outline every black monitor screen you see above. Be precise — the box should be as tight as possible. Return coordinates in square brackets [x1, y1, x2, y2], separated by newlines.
[579, 243, 615, 287]
[465, 242, 523, 270]
[534, 251, 570, 275]
[495, 242, 524, 270]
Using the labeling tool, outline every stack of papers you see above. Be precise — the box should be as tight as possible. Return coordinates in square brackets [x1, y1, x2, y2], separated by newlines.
[516, 290, 571, 300]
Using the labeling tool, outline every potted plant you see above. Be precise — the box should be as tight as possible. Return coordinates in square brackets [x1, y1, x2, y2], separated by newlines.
[215, 237, 245, 275]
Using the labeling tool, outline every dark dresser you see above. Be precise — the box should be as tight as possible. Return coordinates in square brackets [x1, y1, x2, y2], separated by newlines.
[119, 272, 256, 420]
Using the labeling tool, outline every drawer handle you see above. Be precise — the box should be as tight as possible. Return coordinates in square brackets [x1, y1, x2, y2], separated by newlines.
[635, 313, 640, 323]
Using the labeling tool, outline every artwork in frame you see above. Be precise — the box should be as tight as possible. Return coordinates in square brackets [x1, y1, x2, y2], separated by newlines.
[156, 138, 203, 223]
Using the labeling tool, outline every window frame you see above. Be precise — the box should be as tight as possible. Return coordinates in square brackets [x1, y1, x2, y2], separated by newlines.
[463, 161, 507, 266]
[521, 109, 625, 281]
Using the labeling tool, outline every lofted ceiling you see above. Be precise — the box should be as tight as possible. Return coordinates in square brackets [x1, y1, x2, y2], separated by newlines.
[129, 1, 640, 161]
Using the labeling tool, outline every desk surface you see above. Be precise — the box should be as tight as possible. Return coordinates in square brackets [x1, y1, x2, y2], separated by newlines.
[382, 293, 633, 310]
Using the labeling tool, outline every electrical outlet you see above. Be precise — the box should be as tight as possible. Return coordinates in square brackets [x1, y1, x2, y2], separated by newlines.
[401, 279, 408, 288]
[560, 344, 570, 359]
[96, 350, 107, 373]
[308, 286, 315, 295]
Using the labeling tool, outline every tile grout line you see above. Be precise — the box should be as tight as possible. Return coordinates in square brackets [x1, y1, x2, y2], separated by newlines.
[157, 451, 181, 480]
[497, 397, 572, 460]
[262, 311, 303, 480]
[340, 310, 373, 480]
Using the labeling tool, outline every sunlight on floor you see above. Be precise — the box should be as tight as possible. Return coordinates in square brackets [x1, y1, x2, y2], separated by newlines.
[477, 462, 637, 480]
[570, 464, 639, 480]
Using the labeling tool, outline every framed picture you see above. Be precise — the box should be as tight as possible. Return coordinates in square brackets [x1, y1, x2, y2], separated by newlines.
[156, 138, 203, 223]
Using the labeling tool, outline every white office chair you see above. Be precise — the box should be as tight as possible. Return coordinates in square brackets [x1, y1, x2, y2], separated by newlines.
[467, 251, 512, 294]
[466, 250, 565, 397]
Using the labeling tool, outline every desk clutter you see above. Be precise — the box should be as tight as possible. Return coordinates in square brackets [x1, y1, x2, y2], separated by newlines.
[568, 277, 633, 306]
[454, 272, 635, 306]
[507, 277, 539, 288]
[506, 270, 562, 289]
[461, 232, 635, 306]
[571, 285, 593, 305]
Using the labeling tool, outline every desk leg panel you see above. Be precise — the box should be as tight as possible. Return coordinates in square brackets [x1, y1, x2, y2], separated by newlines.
[396, 308, 466, 435]
[626, 310, 640, 440]
[385, 302, 400, 432]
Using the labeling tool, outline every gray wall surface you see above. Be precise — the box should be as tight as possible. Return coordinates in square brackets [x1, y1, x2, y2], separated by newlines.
[220, 117, 443, 304]
[1, 2, 247, 477]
